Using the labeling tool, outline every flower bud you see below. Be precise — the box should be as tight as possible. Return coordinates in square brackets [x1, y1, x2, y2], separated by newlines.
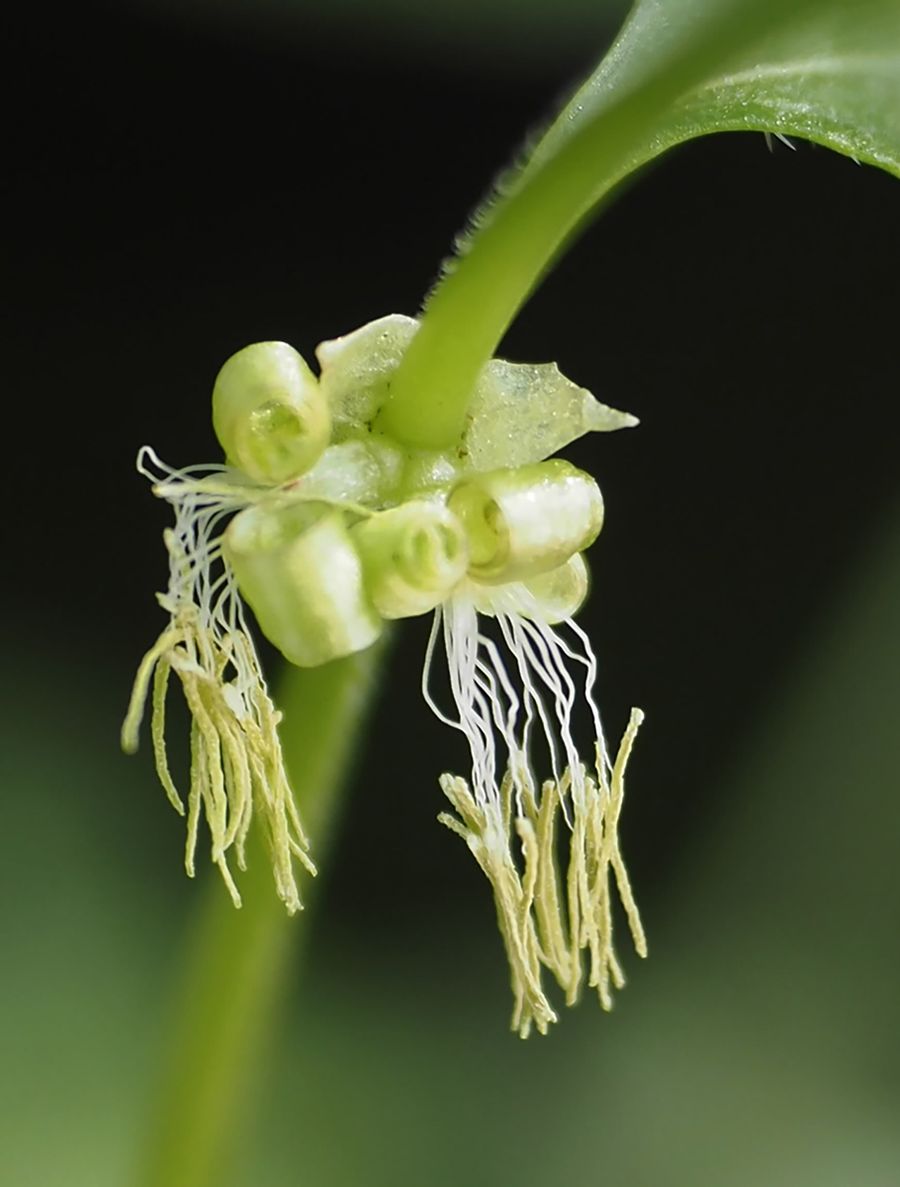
[224, 502, 381, 667]
[448, 460, 603, 585]
[212, 342, 331, 484]
[352, 500, 468, 619]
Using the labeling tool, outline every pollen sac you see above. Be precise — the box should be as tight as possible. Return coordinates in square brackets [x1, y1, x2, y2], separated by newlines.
[352, 500, 469, 619]
[224, 502, 381, 667]
[448, 459, 604, 585]
[212, 341, 331, 484]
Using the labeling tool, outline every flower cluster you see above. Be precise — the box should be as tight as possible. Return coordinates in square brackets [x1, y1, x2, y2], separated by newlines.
[124, 314, 645, 1034]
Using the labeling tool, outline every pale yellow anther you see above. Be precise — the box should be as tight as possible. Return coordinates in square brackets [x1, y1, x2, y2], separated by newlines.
[123, 449, 315, 912]
[438, 709, 644, 1036]
[123, 605, 315, 913]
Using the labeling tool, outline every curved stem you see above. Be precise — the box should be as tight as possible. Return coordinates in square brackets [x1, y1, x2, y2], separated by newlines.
[378, 0, 825, 451]
[133, 644, 386, 1187]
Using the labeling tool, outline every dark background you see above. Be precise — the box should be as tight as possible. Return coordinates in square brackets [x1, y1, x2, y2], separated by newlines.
[4, 3, 900, 1184]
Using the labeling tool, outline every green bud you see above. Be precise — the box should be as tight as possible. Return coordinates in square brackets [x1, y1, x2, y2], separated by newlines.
[212, 342, 331, 484]
[224, 502, 381, 667]
[352, 501, 468, 619]
[447, 460, 604, 585]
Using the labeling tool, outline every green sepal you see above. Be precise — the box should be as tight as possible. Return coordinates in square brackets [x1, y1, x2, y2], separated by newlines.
[293, 438, 405, 508]
[316, 315, 419, 437]
[316, 314, 637, 470]
[461, 359, 637, 471]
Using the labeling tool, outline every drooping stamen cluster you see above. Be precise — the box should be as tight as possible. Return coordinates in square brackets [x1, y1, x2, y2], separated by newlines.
[122, 448, 314, 912]
[427, 592, 645, 1036]
[126, 314, 645, 1032]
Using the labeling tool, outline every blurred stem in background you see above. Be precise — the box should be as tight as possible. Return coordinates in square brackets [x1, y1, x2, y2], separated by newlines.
[133, 644, 385, 1187]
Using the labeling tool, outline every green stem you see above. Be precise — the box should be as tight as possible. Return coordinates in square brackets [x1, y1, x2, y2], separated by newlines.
[133, 644, 385, 1187]
[378, 0, 825, 451]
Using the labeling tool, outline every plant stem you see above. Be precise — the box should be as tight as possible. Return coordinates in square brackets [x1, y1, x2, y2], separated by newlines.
[133, 644, 385, 1187]
[377, 0, 826, 452]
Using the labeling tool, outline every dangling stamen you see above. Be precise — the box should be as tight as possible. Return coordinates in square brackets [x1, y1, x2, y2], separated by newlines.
[122, 447, 315, 913]
[430, 581, 645, 1036]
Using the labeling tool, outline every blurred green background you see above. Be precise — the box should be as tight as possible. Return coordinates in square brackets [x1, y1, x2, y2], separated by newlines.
[4, 2, 900, 1184]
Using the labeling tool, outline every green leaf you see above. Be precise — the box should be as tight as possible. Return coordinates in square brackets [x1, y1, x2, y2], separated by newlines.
[382, 0, 900, 448]
[538, 0, 900, 178]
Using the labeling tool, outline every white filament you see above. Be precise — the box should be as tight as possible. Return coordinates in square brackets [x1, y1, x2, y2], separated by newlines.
[137, 446, 262, 711]
[125, 446, 316, 913]
[424, 581, 608, 837]
[427, 578, 645, 1036]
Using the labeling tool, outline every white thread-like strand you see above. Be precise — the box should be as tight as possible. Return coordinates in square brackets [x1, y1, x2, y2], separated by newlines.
[429, 579, 645, 1036]
[425, 584, 609, 834]
[124, 447, 315, 913]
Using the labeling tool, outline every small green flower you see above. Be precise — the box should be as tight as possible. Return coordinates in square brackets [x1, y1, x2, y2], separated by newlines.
[124, 316, 645, 1032]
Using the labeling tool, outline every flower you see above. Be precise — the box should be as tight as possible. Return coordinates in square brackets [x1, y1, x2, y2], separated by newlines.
[124, 316, 645, 1032]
